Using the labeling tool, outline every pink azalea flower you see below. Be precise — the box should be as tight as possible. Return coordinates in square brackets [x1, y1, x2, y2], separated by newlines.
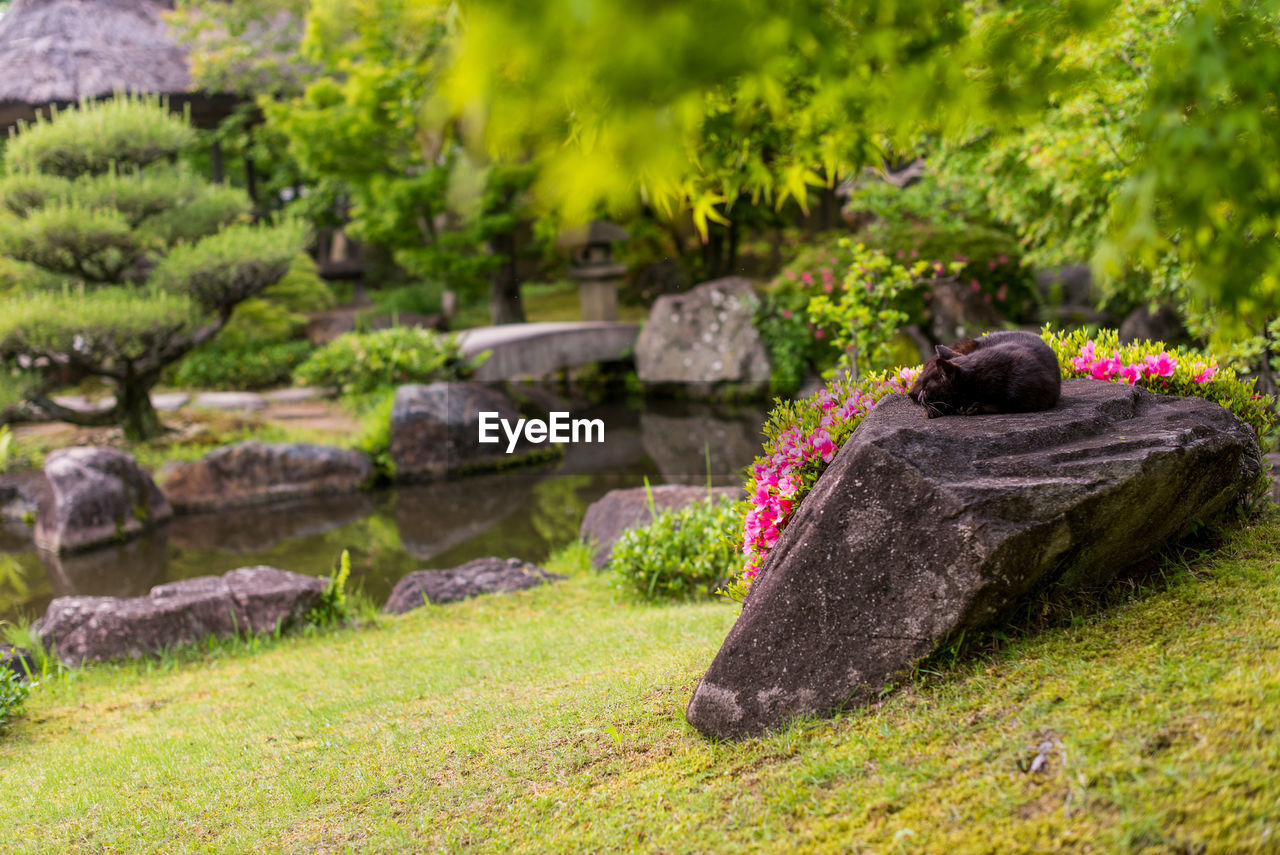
[782, 309, 792, 319]
[824, 282, 833, 293]
[1118, 363, 1141, 385]
[815, 329, 825, 339]
[1194, 361, 1217, 383]
[1090, 355, 1121, 380]
[971, 279, 981, 292]
[1142, 353, 1177, 377]
[996, 286, 1008, 302]
[801, 271, 813, 285]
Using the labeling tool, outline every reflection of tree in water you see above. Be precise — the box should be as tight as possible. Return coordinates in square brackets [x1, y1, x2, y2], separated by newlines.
[0, 552, 45, 619]
[529, 475, 592, 549]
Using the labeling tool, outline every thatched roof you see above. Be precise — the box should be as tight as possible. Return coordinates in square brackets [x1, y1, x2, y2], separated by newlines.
[0, 0, 239, 132]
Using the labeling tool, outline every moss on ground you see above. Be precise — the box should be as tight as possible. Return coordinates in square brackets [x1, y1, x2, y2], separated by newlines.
[3, 518, 1280, 853]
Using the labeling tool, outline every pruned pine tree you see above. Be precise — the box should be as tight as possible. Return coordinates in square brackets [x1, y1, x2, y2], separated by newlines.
[0, 96, 305, 439]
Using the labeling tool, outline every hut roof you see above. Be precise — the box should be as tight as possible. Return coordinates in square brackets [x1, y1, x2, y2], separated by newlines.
[0, 0, 238, 132]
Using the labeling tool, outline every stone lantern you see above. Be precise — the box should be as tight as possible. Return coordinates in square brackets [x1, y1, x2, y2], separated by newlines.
[559, 221, 630, 322]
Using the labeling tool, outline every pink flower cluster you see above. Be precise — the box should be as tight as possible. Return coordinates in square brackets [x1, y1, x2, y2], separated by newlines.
[1069, 341, 1217, 385]
[741, 368, 919, 586]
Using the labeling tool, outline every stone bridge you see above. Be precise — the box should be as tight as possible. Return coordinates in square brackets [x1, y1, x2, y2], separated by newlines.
[456, 321, 640, 382]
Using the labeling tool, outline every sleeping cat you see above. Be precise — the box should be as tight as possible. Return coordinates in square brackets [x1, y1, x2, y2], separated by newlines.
[908, 330, 1061, 419]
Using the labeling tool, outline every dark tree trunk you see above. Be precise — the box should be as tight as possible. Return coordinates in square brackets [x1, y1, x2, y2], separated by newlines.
[117, 374, 164, 442]
[488, 229, 524, 325]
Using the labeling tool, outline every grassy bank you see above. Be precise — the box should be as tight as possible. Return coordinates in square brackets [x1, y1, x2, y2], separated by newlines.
[3, 519, 1280, 853]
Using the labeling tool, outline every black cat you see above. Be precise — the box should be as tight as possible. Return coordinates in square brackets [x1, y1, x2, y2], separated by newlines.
[908, 330, 1061, 419]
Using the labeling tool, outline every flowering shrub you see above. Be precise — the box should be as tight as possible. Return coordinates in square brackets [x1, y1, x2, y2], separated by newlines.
[758, 240, 932, 391]
[726, 327, 1275, 601]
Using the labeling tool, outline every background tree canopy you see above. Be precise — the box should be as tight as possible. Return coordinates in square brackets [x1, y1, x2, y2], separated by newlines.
[173, 0, 1280, 352]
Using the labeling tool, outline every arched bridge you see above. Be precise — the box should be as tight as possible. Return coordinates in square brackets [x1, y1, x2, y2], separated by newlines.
[456, 321, 640, 382]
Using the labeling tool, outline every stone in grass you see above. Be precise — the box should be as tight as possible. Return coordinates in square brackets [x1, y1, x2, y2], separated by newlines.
[383, 557, 565, 614]
[1, 644, 37, 680]
[686, 379, 1263, 740]
[35, 447, 173, 553]
[389, 381, 544, 482]
[158, 441, 373, 513]
[579, 485, 743, 569]
[35, 566, 327, 666]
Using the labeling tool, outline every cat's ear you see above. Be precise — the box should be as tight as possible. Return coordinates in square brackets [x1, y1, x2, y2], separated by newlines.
[935, 344, 959, 361]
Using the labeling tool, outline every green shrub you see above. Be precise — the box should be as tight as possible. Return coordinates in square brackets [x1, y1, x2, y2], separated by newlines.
[352, 389, 398, 481]
[610, 493, 744, 600]
[294, 327, 474, 396]
[0, 664, 31, 732]
[306, 549, 353, 627]
[171, 340, 314, 390]
[5, 95, 195, 177]
[371, 282, 444, 317]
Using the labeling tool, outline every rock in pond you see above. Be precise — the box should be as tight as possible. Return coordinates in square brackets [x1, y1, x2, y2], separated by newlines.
[635, 277, 772, 396]
[580, 485, 743, 569]
[36, 566, 327, 666]
[389, 381, 541, 482]
[383, 557, 564, 613]
[35, 447, 172, 554]
[686, 379, 1263, 740]
[158, 441, 373, 513]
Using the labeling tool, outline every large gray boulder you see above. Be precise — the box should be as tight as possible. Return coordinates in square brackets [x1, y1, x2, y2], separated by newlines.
[36, 566, 327, 666]
[687, 380, 1262, 740]
[383, 557, 564, 613]
[35, 447, 172, 553]
[158, 441, 372, 513]
[635, 277, 772, 396]
[389, 381, 541, 482]
[580, 485, 742, 569]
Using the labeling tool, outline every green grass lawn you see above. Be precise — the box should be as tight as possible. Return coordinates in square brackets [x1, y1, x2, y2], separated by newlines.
[3, 519, 1280, 853]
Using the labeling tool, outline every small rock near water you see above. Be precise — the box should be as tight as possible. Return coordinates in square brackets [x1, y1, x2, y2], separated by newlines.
[389, 381, 538, 482]
[159, 441, 373, 513]
[36, 566, 327, 666]
[35, 447, 172, 553]
[580, 485, 743, 569]
[635, 277, 772, 395]
[383, 557, 565, 613]
[686, 379, 1262, 740]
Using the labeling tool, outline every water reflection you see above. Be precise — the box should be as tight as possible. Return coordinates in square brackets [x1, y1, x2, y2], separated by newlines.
[0, 398, 766, 622]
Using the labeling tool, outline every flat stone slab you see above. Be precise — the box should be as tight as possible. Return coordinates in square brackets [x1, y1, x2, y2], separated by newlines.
[580, 485, 742, 569]
[383, 557, 564, 613]
[192, 392, 267, 411]
[263, 387, 327, 403]
[158, 441, 372, 513]
[36, 566, 327, 666]
[686, 380, 1262, 739]
[151, 392, 191, 411]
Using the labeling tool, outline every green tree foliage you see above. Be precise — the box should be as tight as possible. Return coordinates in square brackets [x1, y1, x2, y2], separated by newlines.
[1103, 0, 1280, 347]
[0, 97, 305, 439]
[433, 0, 1112, 231]
[176, 0, 540, 324]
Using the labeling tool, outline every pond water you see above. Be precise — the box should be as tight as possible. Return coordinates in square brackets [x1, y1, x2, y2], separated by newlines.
[0, 399, 767, 624]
